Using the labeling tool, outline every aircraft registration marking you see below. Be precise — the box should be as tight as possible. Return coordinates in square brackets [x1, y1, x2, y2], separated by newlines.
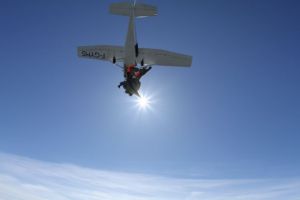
[81, 50, 105, 59]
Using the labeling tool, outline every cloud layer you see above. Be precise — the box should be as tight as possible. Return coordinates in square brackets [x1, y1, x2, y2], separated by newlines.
[0, 153, 299, 200]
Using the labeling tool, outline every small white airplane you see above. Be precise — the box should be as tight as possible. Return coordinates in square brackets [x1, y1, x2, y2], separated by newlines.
[78, 1, 192, 97]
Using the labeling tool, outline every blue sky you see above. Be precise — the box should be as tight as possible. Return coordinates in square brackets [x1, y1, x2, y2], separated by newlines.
[0, 0, 300, 199]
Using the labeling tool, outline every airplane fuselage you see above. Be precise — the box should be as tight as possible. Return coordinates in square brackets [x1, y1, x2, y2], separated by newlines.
[121, 9, 143, 96]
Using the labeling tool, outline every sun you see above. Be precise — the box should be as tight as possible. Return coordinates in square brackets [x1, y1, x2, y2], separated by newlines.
[131, 91, 155, 112]
[136, 94, 151, 110]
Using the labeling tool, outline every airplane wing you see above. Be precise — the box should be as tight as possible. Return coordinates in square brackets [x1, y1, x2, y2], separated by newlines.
[138, 48, 192, 67]
[77, 45, 124, 62]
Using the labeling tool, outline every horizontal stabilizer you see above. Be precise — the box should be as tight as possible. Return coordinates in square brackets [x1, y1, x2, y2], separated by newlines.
[110, 2, 157, 17]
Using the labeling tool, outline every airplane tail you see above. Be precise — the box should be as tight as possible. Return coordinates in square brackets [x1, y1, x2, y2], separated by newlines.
[109, 2, 157, 18]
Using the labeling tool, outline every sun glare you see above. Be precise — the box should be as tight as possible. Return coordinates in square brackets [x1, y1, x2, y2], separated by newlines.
[136, 94, 151, 110]
[131, 90, 156, 113]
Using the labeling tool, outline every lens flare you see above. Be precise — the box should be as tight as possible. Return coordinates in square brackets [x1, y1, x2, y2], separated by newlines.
[137, 95, 151, 110]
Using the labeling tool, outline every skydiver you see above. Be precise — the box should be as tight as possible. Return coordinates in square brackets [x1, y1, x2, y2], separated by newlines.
[118, 81, 126, 88]
[140, 66, 152, 76]
[133, 66, 152, 79]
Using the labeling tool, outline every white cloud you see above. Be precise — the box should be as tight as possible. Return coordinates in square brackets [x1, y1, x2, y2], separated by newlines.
[0, 153, 299, 200]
